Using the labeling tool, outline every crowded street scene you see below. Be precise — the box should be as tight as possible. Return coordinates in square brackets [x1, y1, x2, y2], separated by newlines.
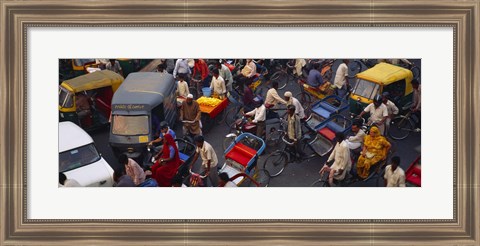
[58, 58, 421, 187]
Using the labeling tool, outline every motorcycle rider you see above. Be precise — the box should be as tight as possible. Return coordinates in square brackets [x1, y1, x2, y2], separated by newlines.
[243, 96, 267, 139]
[357, 94, 388, 135]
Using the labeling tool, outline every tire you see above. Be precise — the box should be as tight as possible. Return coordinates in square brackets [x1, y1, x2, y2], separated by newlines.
[310, 179, 329, 187]
[388, 116, 414, 140]
[295, 92, 312, 113]
[300, 136, 317, 159]
[263, 151, 288, 177]
[411, 66, 421, 80]
[271, 71, 288, 90]
[323, 69, 333, 82]
[223, 135, 236, 151]
[224, 107, 241, 129]
[189, 86, 198, 99]
[349, 61, 363, 76]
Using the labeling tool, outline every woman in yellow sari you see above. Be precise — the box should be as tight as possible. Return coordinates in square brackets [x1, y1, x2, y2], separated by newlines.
[356, 126, 391, 179]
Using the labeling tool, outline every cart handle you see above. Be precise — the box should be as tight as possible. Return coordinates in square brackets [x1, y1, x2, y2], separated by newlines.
[189, 169, 208, 179]
[229, 173, 260, 187]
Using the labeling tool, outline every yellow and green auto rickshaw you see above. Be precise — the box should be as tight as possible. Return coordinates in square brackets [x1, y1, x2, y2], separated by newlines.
[349, 62, 414, 114]
[59, 70, 124, 131]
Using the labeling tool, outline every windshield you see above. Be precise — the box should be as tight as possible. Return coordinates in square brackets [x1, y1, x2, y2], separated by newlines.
[112, 115, 149, 135]
[352, 79, 380, 100]
[59, 86, 74, 108]
[59, 143, 101, 172]
[73, 59, 95, 67]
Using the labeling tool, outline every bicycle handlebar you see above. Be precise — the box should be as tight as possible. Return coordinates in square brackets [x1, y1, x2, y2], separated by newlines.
[189, 169, 208, 179]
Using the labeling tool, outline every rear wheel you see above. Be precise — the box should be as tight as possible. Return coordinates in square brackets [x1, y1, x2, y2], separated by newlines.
[349, 60, 363, 76]
[310, 179, 329, 187]
[411, 66, 421, 80]
[224, 106, 241, 129]
[295, 92, 312, 113]
[263, 151, 288, 177]
[389, 116, 414, 140]
[223, 135, 236, 151]
[271, 71, 288, 90]
[300, 136, 318, 159]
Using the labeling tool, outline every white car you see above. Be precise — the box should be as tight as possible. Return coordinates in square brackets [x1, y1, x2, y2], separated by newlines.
[59, 121, 114, 187]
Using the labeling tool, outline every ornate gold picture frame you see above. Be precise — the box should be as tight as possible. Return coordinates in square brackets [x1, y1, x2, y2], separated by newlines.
[1, 0, 479, 245]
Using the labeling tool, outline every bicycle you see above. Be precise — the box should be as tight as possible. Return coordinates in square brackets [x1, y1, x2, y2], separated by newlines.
[189, 77, 204, 99]
[262, 127, 320, 177]
[388, 109, 420, 140]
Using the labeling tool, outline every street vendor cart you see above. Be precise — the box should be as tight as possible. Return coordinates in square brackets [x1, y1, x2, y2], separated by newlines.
[197, 96, 229, 133]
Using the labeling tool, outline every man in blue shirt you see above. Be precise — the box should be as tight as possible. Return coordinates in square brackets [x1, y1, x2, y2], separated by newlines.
[148, 121, 176, 152]
[307, 63, 323, 89]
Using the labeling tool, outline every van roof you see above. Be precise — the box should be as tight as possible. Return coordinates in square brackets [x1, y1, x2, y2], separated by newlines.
[356, 62, 413, 85]
[59, 121, 94, 152]
[61, 70, 124, 93]
[111, 72, 176, 110]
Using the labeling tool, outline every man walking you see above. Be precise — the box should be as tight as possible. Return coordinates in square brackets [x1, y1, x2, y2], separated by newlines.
[191, 135, 219, 187]
[384, 156, 406, 187]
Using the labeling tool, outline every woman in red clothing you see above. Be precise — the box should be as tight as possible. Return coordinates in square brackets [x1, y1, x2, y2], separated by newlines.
[151, 134, 181, 187]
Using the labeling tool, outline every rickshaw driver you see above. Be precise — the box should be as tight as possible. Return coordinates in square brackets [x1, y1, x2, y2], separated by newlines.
[286, 105, 305, 160]
[180, 94, 202, 137]
[148, 121, 177, 153]
[243, 96, 267, 139]
[381, 92, 399, 133]
[357, 95, 389, 135]
[318, 132, 351, 187]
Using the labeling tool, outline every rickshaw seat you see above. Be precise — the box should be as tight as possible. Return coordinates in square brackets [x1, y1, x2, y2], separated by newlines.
[179, 152, 189, 163]
[406, 166, 421, 186]
[225, 142, 256, 166]
[318, 127, 336, 141]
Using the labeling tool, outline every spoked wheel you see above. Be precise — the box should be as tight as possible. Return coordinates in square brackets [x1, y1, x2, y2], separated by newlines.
[300, 136, 318, 159]
[411, 66, 421, 80]
[295, 92, 312, 113]
[271, 71, 289, 90]
[223, 135, 236, 151]
[388, 116, 414, 140]
[349, 60, 363, 76]
[224, 107, 241, 129]
[310, 179, 329, 187]
[263, 151, 288, 177]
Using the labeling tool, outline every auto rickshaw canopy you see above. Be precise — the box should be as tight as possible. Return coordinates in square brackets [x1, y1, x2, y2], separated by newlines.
[61, 70, 124, 93]
[356, 62, 413, 86]
[111, 72, 176, 112]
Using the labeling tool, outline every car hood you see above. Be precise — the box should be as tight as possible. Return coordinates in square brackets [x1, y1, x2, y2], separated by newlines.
[64, 157, 114, 187]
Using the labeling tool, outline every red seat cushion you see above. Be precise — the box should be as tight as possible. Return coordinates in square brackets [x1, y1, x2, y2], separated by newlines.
[318, 127, 336, 141]
[406, 166, 421, 186]
[225, 143, 256, 167]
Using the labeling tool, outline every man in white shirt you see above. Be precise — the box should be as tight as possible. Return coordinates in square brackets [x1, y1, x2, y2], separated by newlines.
[284, 91, 306, 119]
[318, 132, 351, 186]
[216, 61, 233, 92]
[358, 95, 389, 135]
[209, 69, 226, 99]
[173, 59, 191, 82]
[382, 92, 399, 133]
[243, 97, 266, 138]
[384, 156, 406, 187]
[106, 59, 124, 77]
[176, 74, 190, 98]
[265, 81, 287, 108]
[345, 121, 366, 150]
[191, 135, 219, 187]
[333, 59, 349, 98]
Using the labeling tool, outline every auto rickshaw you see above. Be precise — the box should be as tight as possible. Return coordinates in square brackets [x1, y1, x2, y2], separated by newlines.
[59, 70, 124, 131]
[117, 59, 153, 77]
[349, 62, 414, 115]
[109, 72, 177, 160]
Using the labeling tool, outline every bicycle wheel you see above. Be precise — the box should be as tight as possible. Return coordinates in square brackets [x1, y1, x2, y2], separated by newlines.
[223, 135, 236, 151]
[349, 60, 363, 76]
[310, 179, 328, 187]
[189, 86, 198, 99]
[271, 71, 288, 90]
[263, 151, 288, 177]
[411, 66, 421, 80]
[224, 106, 240, 129]
[295, 92, 312, 113]
[388, 116, 414, 140]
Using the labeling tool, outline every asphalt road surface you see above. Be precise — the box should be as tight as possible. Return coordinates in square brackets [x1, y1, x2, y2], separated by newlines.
[91, 59, 421, 187]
